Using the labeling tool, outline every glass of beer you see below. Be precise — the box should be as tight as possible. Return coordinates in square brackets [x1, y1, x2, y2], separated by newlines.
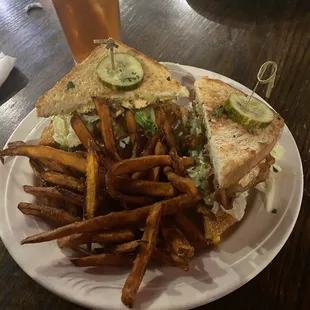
[52, 0, 121, 63]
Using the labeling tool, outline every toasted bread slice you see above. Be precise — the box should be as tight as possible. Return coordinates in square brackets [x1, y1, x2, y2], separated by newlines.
[36, 41, 189, 117]
[38, 121, 59, 148]
[194, 77, 284, 189]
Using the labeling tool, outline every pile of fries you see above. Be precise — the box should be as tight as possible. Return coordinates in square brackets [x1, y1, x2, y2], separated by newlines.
[0, 98, 213, 308]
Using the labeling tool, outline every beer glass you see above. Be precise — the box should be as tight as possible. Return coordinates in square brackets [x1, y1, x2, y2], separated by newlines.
[52, 0, 121, 63]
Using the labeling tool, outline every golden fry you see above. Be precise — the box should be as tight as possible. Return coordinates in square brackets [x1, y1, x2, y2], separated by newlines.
[161, 218, 194, 259]
[29, 159, 45, 179]
[170, 148, 186, 176]
[155, 108, 179, 151]
[40, 159, 73, 175]
[0, 145, 87, 173]
[111, 240, 148, 254]
[181, 157, 195, 168]
[164, 166, 198, 195]
[71, 254, 134, 267]
[121, 202, 163, 308]
[115, 177, 176, 197]
[151, 248, 189, 271]
[57, 228, 135, 248]
[132, 133, 161, 179]
[93, 97, 121, 162]
[21, 194, 202, 245]
[70, 112, 101, 151]
[23, 185, 85, 207]
[18, 202, 80, 226]
[86, 146, 100, 219]
[106, 155, 171, 204]
[147, 140, 167, 181]
[125, 110, 141, 156]
[43, 171, 85, 193]
[173, 212, 208, 250]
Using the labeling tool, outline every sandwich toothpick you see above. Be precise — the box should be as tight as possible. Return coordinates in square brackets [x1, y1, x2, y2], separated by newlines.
[93, 38, 119, 71]
[246, 61, 278, 104]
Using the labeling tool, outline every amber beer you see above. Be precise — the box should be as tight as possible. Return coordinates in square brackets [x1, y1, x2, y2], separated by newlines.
[52, 0, 121, 63]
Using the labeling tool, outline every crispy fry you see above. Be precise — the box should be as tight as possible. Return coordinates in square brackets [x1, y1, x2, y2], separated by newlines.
[40, 158, 73, 175]
[0, 145, 87, 173]
[106, 155, 171, 204]
[111, 240, 148, 254]
[181, 157, 195, 167]
[57, 228, 135, 248]
[23, 185, 85, 207]
[71, 254, 134, 267]
[114, 177, 177, 197]
[125, 110, 141, 156]
[64, 201, 80, 217]
[70, 112, 101, 151]
[164, 166, 198, 195]
[29, 159, 45, 179]
[173, 212, 208, 250]
[86, 145, 100, 219]
[151, 248, 189, 271]
[121, 202, 163, 308]
[93, 97, 121, 162]
[18, 202, 80, 226]
[147, 140, 167, 181]
[132, 133, 161, 179]
[43, 171, 85, 193]
[161, 218, 194, 259]
[170, 148, 186, 176]
[21, 194, 202, 244]
[155, 108, 179, 151]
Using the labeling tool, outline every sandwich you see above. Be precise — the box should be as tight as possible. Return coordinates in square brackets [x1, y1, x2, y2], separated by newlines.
[37, 40, 189, 149]
[36, 39, 285, 245]
[191, 77, 285, 242]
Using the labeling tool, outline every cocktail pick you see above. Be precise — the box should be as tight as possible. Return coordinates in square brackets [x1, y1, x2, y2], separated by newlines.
[246, 61, 278, 104]
[93, 38, 119, 70]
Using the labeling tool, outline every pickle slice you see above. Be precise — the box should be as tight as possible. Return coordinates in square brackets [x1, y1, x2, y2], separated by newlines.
[96, 53, 144, 91]
[224, 93, 275, 128]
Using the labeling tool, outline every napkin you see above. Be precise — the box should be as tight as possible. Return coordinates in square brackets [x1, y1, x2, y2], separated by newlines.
[0, 52, 16, 87]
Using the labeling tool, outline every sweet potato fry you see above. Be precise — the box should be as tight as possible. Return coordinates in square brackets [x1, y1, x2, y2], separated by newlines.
[164, 166, 198, 195]
[18, 202, 80, 226]
[29, 159, 45, 179]
[0, 145, 87, 173]
[114, 177, 176, 197]
[170, 148, 186, 176]
[110, 240, 148, 254]
[147, 140, 167, 181]
[132, 133, 161, 179]
[125, 110, 141, 157]
[93, 97, 121, 162]
[43, 171, 85, 193]
[57, 228, 135, 248]
[172, 212, 208, 250]
[106, 155, 171, 204]
[151, 248, 189, 271]
[155, 108, 179, 152]
[21, 194, 202, 245]
[181, 157, 195, 168]
[161, 218, 194, 259]
[40, 158, 72, 175]
[70, 112, 101, 152]
[121, 202, 163, 308]
[23, 185, 85, 207]
[71, 254, 134, 267]
[86, 145, 100, 219]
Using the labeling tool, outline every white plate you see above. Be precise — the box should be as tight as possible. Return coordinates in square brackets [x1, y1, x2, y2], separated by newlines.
[0, 63, 303, 310]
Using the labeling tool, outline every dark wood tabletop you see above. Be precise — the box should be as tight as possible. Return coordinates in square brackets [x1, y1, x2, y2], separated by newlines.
[0, 0, 309, 309]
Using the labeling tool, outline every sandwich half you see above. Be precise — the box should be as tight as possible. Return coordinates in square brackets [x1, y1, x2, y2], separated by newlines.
[37, 40, 188, 149]
[192, 77, 284, 242]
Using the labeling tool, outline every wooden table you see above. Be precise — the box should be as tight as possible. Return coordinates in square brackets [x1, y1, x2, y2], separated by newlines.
[0, 0, 309, 309]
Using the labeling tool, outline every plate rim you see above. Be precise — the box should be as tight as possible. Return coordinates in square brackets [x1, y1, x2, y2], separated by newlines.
[0, 63, 304, 310]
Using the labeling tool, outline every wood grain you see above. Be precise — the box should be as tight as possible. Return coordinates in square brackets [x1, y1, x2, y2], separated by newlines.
[0, 0, 309, 309]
